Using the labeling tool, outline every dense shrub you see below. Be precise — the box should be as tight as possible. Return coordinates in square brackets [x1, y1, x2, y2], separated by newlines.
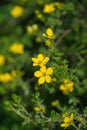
[0, 0, 87, 130]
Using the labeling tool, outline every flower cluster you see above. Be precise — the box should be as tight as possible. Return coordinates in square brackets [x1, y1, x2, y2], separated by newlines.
[59, 79, 74, 94]
[32, 53, 53, 85]
[42, 28, 54, 39]
[32, 54, 49, 67]
[43, 2, 64, 14]
[51, 100, 59, 107]
[60, 113, 74, 128]
[35, 10, 43, 19]
[27, 24, 38, 34]
[9, 42, 24, 54]
[0, 73, 13, 83]
[43, 3, 55, 13]
[0, 70, 24, 83]
[34, 105, 46, 113]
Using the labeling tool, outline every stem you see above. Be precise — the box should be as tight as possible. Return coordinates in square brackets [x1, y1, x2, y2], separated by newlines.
[72, 123, 81, 130]
[55, 29, 72, 47]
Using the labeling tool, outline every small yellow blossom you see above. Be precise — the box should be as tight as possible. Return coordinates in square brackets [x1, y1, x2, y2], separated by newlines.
[32, 54, 49, 67]
[0, 55, 5, 66]
[60, 113, 74, 128]
[43, 4, 55, 13]
[27, 24, 38, 34]
[35, 10, 40, 14]
[27, 26, 33, 34]
[35, 10, 43, 19]
[9, 42, 24, 54]
[45, 39, 51, 46]
[32, 24, 38, 31]
[11, 70, 24, 78]
[35, 37, 42, 43]
[0, 73, 13, 83]
[42, 28, 54, 39]
[62, 113, 68, 118]
[34, 106, 41, 112]
[0, 70, 24, 83]
[51, 100, 59, 107]
[34, 105, 46, 113]
[59, 79, 74, 94]
[54, 2, 64, 10]
[34, 66, 53, 84]
[10, 6, 24, 18]
[37, 13, 43, 19]
[76, 116, 83, 122]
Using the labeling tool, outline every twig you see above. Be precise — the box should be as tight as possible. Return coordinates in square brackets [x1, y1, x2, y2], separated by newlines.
[55, 29, 72, 47]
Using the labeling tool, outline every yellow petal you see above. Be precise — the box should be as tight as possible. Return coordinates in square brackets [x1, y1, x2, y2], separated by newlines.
[70, 113, 74, 121]
[40, 66, 46, 73]
[34, 71, 43, 77]
[38, 54, 44, 61]
[64, 117, 70, 123]
[46, 67, 53, 75]
[60, 123, 67, 127]
[38, 76, 45, 84]
[46, 28, 53, 37]
[59, 85, 67, 94]
[45, 76, 51, 83]
[42, 57, 49, 65]
[33, 63, 38, 66]
[32, 58, 38, 63]
[42, 33, 46, 37]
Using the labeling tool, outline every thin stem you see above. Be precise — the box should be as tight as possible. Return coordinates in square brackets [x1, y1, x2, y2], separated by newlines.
[72, 123, 81, 130]
[55, 29, 72, 47]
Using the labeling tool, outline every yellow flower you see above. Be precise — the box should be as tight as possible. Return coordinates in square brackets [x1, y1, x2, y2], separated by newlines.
[45, 39, 51, 46]
[43, 3, 55, 13]
[51, 100, 59, 107]
[76, 116, 83, 122]
[59, 79, 74, 94]
[0, 55, 5, 66]
[60, 113, 74, 128]
[10, 6, 24, 18]
[32, 24, 38, 31]
[9, 42, 24, 54]
[0, 70, 24, 83]
[27, 24, 38, 34]
[32, 54, 49, 67]
[27, 26, 33, 34]
[34, 66, 53, 84]
[0, 73, 13, 83]
[35, 37, 42, 43]
[37, 13, 43, 19]
[34, 105, 46, 113]
[34, 106, 40, 112]
[35, 10, 43, 19]
[42, 28, 54, 39]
